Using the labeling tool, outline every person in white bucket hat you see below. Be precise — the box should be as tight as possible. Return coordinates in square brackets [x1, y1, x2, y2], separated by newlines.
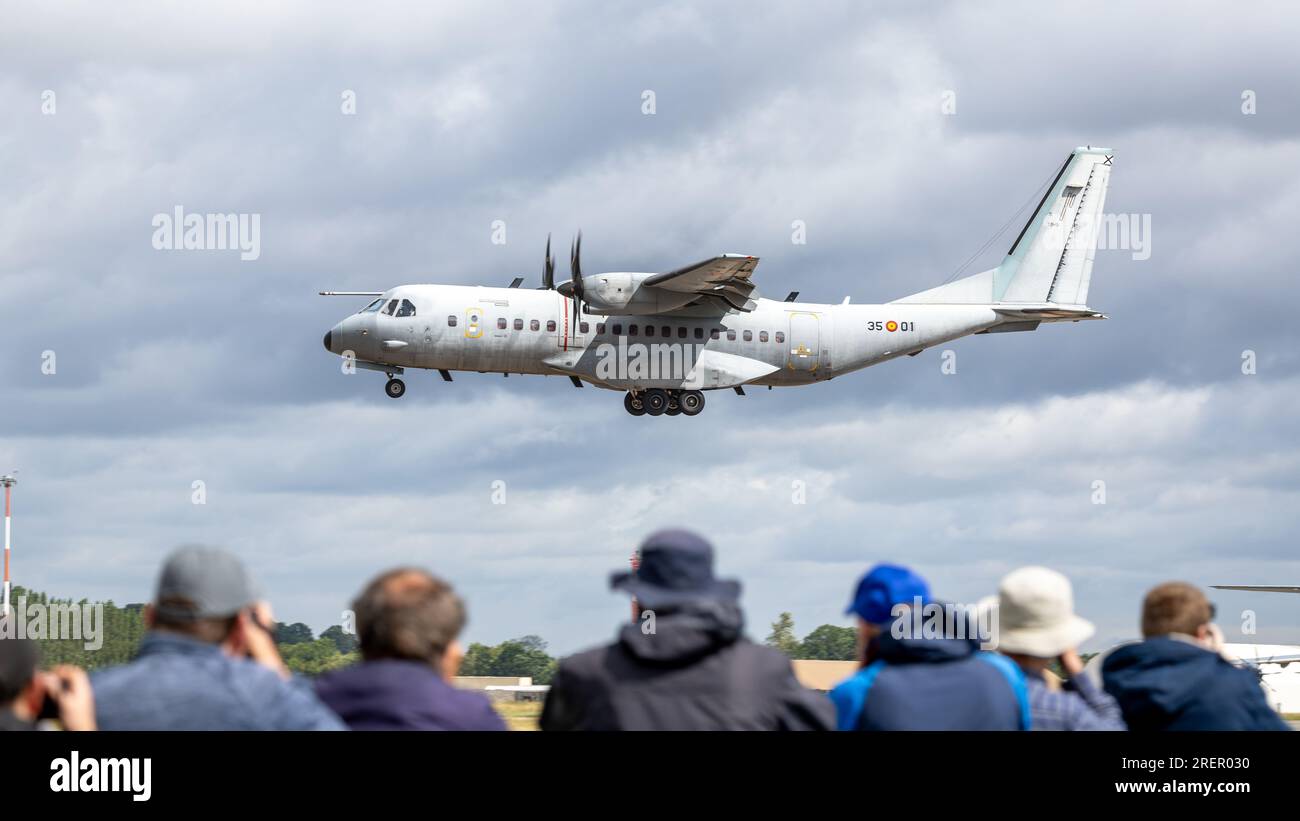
[995, 567, 1125, 731]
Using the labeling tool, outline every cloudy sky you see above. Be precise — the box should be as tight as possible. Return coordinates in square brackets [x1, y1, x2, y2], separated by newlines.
[2, 1, 1299, 655]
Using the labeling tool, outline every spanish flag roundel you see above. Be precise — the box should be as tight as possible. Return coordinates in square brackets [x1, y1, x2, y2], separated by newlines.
[885, 320, 898, 332]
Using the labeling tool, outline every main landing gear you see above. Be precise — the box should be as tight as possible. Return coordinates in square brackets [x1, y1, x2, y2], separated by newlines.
[625, 389, 705, 417]
[385, 377, 406, 399]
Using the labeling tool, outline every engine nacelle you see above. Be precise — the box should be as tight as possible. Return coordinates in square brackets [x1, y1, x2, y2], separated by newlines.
[579, 271, 698, 315]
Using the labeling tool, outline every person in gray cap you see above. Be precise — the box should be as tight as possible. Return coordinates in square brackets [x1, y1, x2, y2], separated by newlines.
[540, 528, 834, 731]
[91, 546, 344, 730]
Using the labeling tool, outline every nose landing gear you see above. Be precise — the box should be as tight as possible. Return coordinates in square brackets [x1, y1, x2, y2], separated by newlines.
[385, 378, 406, 399]
[624, 389, 705, 417]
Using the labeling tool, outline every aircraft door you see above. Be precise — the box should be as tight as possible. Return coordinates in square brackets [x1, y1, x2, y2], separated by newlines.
[460, 306, 486, 369]
[787, 312, 820, 372]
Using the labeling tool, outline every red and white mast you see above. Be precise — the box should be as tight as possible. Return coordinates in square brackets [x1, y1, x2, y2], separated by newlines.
[1, 474, 15, 617]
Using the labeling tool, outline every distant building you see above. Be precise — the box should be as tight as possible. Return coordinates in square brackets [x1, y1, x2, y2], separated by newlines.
[484, 685, 551, 703]
[791, 659, 857, 692]
[453, 675, 532, 690]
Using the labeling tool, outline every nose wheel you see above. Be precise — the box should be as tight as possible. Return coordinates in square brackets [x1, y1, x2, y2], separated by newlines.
[385, 378, 406, 399]
[624, 389, 705, 417]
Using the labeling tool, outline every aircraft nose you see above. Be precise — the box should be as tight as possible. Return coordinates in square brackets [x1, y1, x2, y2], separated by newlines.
[323, 329, 333, 353]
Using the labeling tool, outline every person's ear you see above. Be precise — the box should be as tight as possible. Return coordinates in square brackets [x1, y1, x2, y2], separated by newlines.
[856, 620, 872, 662]
[441, 639, 465, 680]
[221, 611, 252, 657]
[15, 674, 46, 721]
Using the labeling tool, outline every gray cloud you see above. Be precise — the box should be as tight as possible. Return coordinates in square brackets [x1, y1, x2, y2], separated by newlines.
[2, 1, 1298, 655]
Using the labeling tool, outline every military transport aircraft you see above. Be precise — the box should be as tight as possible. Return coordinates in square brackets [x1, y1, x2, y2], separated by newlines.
[322, 146, 1114, 416]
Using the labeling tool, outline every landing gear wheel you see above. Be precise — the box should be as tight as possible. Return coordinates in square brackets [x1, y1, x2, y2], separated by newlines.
[385, 378, 406, 399]
[643, 389, 668, 416]
[679, 390, 705, 416]
[665, 393, 682, 416]
[624, 392, 646, 416]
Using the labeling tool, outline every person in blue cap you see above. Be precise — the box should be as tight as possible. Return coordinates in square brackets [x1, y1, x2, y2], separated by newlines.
[830, 563, 1030, 731]
[540, 528, 835, 731]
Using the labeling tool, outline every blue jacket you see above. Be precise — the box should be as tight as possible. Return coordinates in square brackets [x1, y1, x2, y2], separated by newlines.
[830, 629, 1029, 731]
[315, 660, 506, 731]
[1102, 637, 1288, 731]
[92, 632, 345, 731]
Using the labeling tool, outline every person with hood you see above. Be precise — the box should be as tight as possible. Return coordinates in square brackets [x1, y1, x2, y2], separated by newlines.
[830, 563, 1030, 731]
[992, 566, 1125, 730]
[315, 568, 505, 730]
[539, 528, 834, 731]
[1102, 581, 1288, 731]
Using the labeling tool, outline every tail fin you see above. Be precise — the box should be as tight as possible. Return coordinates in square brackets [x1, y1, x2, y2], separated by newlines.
[995, 146, 1112, 305]
[894, 146, 1113, 307]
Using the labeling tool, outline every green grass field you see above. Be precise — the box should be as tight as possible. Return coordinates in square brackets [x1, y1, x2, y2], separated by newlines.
[493, 701, 544, 731]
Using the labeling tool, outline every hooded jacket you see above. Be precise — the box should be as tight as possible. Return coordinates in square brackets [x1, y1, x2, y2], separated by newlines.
[315, 659, 506, 731]
[830, 627, 1029, 731]
[1101, 637, 1288, 731]
[539, 600, 834, 731]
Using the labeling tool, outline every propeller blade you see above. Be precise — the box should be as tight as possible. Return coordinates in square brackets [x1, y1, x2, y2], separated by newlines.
[570, 231, 585, 301]
[542, 234, 555, 290]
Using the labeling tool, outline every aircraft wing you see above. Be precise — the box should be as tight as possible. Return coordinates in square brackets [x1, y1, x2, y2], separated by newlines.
[643, 254, 761, 312]
[1212, 585, 1300, 594]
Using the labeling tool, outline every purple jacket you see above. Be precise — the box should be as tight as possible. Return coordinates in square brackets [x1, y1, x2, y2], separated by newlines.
[315, 660, 506, 731]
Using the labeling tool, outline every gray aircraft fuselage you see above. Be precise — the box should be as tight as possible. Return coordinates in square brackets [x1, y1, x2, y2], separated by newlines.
[324, 284, 1004, 391]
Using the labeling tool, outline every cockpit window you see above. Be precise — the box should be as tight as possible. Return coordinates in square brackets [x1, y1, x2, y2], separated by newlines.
[360, 298, 384, 314]
[381, 299, 400, 316]
[396, 299, 416, 318]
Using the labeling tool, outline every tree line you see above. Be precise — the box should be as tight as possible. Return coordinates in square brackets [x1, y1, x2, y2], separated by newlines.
[10, 588, 854, 676]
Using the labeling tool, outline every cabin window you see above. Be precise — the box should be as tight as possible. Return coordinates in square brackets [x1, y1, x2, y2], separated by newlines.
[514, 318, 524, 331]
[528, 319, 538, 331]
[727, 330, 737, 341]
[597, 323, 606, 335]
[710, 329, 720, 340]
[612, 323, 622, 335]
[629, 325, 638, 336]
[497, 318, 507, 330]
[677, 327, 687, 339]
[743, 330, 753, 342]
[694, 327, 704, 340]
[546, 320, 557, 332]
[447, 315, 457, 327]
[661, 326, 670, 338]
[645, 325, 655, 338]
[580, 321, 590, 333]
[759, 330, 769, 342]
[775, 331, 785, 343]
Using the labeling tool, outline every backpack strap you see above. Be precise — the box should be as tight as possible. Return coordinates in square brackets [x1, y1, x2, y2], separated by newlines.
[975, 651, 1032, 730]
[829, 660, 887, 731]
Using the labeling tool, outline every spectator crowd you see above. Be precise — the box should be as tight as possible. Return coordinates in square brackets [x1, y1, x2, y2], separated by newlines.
[0, 530, 1291, 732]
